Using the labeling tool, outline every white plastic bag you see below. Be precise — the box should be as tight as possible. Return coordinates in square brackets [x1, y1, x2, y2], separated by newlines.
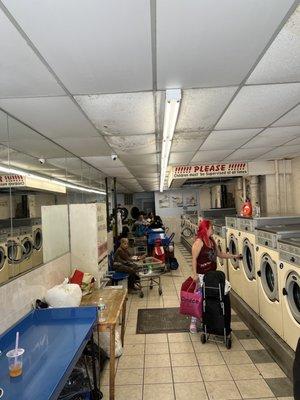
[45, 279, 82, 307]
[99, 331, 123, 358]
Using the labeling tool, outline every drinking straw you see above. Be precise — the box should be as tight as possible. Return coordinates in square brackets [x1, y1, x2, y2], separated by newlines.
[14, 332, 19, 365]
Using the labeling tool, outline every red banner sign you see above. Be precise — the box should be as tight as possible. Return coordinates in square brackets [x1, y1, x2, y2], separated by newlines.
[172, 162, 248, 179]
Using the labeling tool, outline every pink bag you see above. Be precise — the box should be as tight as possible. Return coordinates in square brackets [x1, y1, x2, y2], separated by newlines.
[179, 277, 203, 319]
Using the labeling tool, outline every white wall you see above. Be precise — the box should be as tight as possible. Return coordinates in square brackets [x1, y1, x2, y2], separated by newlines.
[0, 253, 70, 334]
[291, 157, 300, 214]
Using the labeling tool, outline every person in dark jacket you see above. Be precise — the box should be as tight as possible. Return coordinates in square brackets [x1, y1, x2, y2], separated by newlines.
[294, 337, 300, 400]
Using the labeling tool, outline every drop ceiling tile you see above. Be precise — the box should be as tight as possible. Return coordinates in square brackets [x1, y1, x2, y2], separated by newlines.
[82, 156, 124, 169]
[201, 129, 261, 150]
[286, 137, 300, 146]
[157, 0, 294, 88]
[100, 166, 134, 178]
[75, 92, 155, 135]
[272, 104, 300, 127]
[247, 5, 300, 84]
[3, 0, 152, 94]
[0, 96, 100, 139]
[55, 137, 111, 157]
[169, 152, 194, 165]
[216, 83, 300, 130]
[0, 10, 63, 98]
[224, 147, 275, 161]
[242, 126, 300, 148]
[176, 88, 237, 131]
[129, 165, 158, 175]
[120, 153, 158, 166]
[257, 145, 300, 159]
[107, 135, 156, 155]
[191, 150, 233, 163]
[9, 138, 66, 159]
[171, 131, 208, 152]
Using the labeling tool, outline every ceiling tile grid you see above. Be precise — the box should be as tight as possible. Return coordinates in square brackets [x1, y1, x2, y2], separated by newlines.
[242, 126, 300, 148]
[201, 129, 261, 151]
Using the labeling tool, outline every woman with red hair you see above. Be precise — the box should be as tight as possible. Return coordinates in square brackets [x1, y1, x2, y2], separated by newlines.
[190, 219, 241, 333]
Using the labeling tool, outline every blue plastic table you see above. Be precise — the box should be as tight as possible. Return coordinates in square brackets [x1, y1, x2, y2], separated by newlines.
[0, 307, 99, 400]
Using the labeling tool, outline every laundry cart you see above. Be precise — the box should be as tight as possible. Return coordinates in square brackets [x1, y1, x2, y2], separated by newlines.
[129, 235, 148, 257]
[135, 257, 166, 298]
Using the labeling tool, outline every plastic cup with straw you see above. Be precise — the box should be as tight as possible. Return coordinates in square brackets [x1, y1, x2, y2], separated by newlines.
[6, 332, 25, 377]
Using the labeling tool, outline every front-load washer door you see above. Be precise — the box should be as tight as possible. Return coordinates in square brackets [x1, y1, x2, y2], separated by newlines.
[217, 239, 224, 267]
[260, 254, 278, 301]
[21, 237, 33, 260]
[7, 240, 22, 263]
[33, 229, 42, 250]
[242, 238, 255, 280]
[228, 234, 239, 269]
[0, 246, 6, 271]
[285, 272, 300, 324]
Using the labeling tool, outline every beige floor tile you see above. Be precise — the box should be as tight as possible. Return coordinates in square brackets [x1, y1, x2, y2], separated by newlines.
[114, 385, 143, 400]
[196, 352, 225, 366]
[123, 343, 145, 356]
[201, 365, 232, 381]
[276, 397, 294, 400]
[256, 362, 286, 378]
[169, 341, 194, 353]
[125, 326, 137, 335]
[222, 350, 252, 365]
[146, 333, 168, 343]
[124, 334, 145, 344]
[240, 338, 264, 350]
[218, 335, 244, 352]
[231, 309, 237, 315]
[117, 354, 144, 370]
[168, 332, 191, 342]
[115, 368, 143, 385]
[144, 367, 173, 384]
[145, 353, 171, 368]
[205, 380, 241, 400]
[193, 341, 219, 353]
[190, 332, 204, 342]
[174, 382, 208, 400]
[172, 366, 203, 383]
[231, 321, 249, 330]
[163, 301, 180, 307]
[171, 352, 198, 367]
[126, 319, 137, 327]
[235, 379, 274, 398]
[143, 384, 175, 400]
[145, 342, 169, 354]
[228, 363, 261, 380]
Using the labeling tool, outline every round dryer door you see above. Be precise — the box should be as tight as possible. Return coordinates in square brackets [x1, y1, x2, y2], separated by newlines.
[228, 235, 239, 269]
[285, 272, 300, 324]
[260, 254, 278, 301]
[0, 246, 6, 271]
[242, 239, 255, 280]
[34, 229, 42, 250]
[22, 237, 33, 259]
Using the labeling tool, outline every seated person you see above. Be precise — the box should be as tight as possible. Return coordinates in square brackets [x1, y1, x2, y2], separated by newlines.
[132, 214, 149, 236]
[147, 211, 155, 224]
[149, 215, 164, 230]
[114, 238, 145, 290]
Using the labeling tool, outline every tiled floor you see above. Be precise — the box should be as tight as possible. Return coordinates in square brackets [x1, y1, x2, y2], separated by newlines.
[100, 244, 294, 400]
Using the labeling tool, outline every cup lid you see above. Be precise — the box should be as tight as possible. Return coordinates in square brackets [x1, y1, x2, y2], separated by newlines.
[6, 348, 25, 358]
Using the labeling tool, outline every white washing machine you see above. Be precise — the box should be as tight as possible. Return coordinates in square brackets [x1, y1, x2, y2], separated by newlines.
[31, 218, 43, 268]
[213, 219, 228, 279]
[256, 223, 300, 338]
[7, 228, 23, 278]
[226, 216, 243, 298]
[0, 230, 9, 284]
[278, 236, 300, 350]
[19, 226, 34, 274]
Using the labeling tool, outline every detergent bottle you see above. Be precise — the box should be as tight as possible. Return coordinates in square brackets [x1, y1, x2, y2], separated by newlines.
[241, 198, 253, 218]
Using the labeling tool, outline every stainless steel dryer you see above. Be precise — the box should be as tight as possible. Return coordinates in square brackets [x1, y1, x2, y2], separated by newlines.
[7, 227, 23, 278]
[19, 226, 34, 274]
[226, 216, 243, 297]
[31, 218, 43, 268]
[0, 229, 9, 284]
[213, 218, 228, 279]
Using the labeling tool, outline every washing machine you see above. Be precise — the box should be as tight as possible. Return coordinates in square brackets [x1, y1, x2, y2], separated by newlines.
[278, 235, 300, 350]
[31, 218, 43, 267]
[19, 226, 34, 274]
[256, 222, 300, 338]
[6, 227, 23, 278]
[0, 230, 9, 284]
[226, 216, 243, 298]
[213, 219, 228, 279]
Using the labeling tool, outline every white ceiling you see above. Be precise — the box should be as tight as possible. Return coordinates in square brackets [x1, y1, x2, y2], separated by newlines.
[0, 0, 299, 192]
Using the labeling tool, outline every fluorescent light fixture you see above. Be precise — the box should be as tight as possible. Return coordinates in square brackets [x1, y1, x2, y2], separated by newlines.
[160, 89, 181, 192]
[0, 165, 106, 195]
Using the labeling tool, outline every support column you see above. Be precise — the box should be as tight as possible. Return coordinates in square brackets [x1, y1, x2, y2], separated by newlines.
[250, 176, 260, 205]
